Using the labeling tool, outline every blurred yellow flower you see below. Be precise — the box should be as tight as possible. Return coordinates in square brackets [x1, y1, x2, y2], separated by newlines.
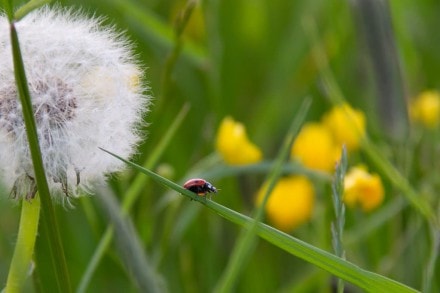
[343, 166, 384, 212]
[409, 90, 440, 128]
[322, 103, 366, 151]
[257, 176, 315, 232]
[291, 122, 341, 172]
[216, 116, 263, 165]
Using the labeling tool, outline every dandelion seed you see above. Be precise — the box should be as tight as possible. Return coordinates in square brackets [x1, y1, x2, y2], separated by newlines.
[0, 7, 149, 200]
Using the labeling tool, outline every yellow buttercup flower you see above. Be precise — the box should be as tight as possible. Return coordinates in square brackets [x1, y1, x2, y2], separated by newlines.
[343, 166, 384, 212]
[291, 122, 341, 173]
[409, 90, 440, 128]
[322, 103, 366, 151]
[216, 116, 263, 165]
[257, 176, 315, 232]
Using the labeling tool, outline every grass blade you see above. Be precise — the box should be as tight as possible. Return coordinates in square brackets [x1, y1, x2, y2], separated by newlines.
[77, 104, 189, 293]
[214, 98, 312, 292]
[9, 20, 71, 292]
[303, 17, 437, 226]
[105, 0, 206, 68]
[95, 185, 165, 293]
[99, 148, 419, 293]
[14, 0, 53, 21]
[331, 146, 348, 293]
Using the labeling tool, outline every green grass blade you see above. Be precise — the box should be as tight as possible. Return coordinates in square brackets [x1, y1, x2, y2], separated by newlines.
[14, 0, 53, 21]
[345, 197, 406, 245]
[202, 161, 332, 182]
[331, 147, 348, 293]
[106, 0, 206, 68]
[2, 0, 13, 20]
[214, 98, 312, 293]
[214, 202, 419, 293]
[362, 138, 436, 224]
[9, 21, 71, 292]
[422, 224, 440, 293]
[304, 17, 437, 226]
[99, 148, 419, 293]
[95, 185, 165, 293]
[77, 104, 189, 293]
[122, 103, 191, 212]
[160, 0, 196, 102]
[351, 0, 408, 140]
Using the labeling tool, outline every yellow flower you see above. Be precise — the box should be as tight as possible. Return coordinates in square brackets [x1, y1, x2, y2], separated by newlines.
[322, 103, 366, 151]
[343, 166, 384, 212]
[216, 116, 263, 165]
[257, 176, 315, 232]
[409, 90, 440, 128]
[291, 122, 341, 172]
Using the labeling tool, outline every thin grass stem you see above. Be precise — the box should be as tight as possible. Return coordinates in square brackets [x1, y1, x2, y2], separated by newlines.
[213, 98, 312, 293]
[8, 16, 71, 292]
[4, 195, 41, 293]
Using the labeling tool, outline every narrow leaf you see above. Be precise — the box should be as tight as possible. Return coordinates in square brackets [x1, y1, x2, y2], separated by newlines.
[9, 21, 71, 292]
[100, 149, 419, 293]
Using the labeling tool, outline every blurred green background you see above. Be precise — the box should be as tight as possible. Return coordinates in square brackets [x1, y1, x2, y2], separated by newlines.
[1, 0, 440, 292]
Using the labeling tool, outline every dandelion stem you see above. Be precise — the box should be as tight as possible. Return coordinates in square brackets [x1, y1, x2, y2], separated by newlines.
[4, 196, 41, 293]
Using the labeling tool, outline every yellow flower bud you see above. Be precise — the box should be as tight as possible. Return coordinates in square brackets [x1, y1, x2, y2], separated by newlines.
[216, 117, 263, 165]
[344, 166, 384, 212]
[257, 176, 315, 232]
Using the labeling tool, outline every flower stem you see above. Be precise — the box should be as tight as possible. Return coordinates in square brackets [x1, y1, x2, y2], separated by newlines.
[5, 195, 41, 293]
[9, 18, 72, 293]
[331, 146, 348, 293]
[14, 0, 53, 21]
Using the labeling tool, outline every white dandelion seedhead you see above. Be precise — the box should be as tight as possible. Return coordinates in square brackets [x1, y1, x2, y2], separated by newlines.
[0, 7, 150, 200]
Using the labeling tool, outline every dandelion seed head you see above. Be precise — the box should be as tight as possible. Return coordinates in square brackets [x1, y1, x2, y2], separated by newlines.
[0, 7, 150, 200]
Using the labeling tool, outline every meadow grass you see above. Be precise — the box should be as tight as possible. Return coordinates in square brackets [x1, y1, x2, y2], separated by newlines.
[1, 0, 439, 292]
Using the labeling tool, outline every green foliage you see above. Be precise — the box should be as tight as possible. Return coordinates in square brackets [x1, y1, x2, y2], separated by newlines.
[1, 0, 439, 292]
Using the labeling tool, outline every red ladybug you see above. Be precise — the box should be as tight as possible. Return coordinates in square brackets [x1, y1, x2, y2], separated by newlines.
[183, 178, 218, 197]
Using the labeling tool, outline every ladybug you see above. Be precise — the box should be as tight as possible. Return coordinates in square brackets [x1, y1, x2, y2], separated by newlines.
[183, 178, 218, 198]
